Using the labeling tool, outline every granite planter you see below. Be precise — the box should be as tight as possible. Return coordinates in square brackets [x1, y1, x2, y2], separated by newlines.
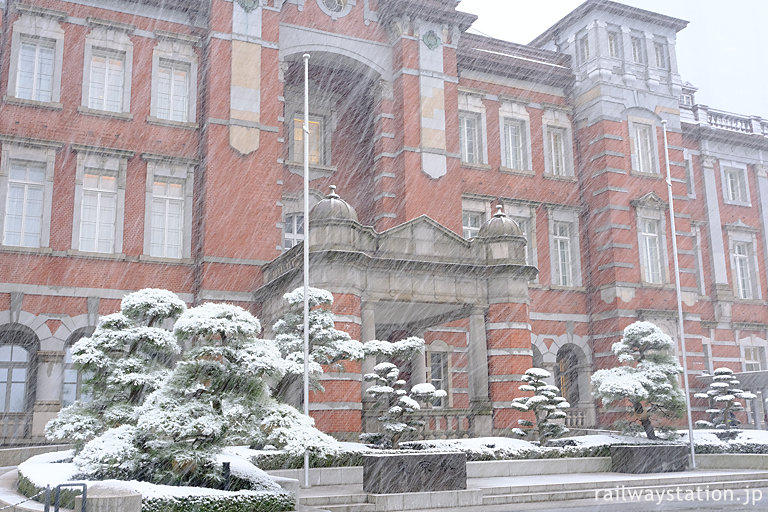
[363, 452, 467, 493]
[610, 445, 689, 473]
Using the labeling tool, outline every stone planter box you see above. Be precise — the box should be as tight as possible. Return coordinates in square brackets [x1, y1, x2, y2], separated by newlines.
[363, 452, 466, 494]
[610, 445, 689, 473]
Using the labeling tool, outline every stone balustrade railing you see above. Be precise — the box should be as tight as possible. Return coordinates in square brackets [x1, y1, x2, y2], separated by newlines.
[686, 104, 767, 137]
[414, 408, 472, 439]
[564, 407, 587, 428]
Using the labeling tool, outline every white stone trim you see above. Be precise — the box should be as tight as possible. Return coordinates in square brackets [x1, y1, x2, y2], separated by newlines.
[80, 25, 134, 114]
[719, 159, 751, 207]
[547, 207, 582, 287]
[498, 102, 532, 172]
[142, 158, 195, 259]
[7, 13, 65, 105]
[71, 150, 127, 254]
[726, 227, 762, 301]
[542, 109, 574, 177]
[0, 142, 57, 249]
[458, 93, 488, 165]
[149, 38, 198, 123]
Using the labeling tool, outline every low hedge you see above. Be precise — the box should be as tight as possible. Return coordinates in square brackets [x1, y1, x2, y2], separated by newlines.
[142, 492, 294, 512]
[18, 471, 293, 512]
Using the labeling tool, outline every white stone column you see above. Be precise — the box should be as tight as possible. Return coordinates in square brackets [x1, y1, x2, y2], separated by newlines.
[468, 307, 492, 435]
[757, 165, 768, 292]
[361, 302, 377, 432]
[701, 155, 732, 304]
[412, 331, 427, 385]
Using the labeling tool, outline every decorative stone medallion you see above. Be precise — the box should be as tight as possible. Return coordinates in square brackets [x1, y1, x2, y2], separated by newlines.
[422, 30, 442, 50]
[236, 0, 259, 12]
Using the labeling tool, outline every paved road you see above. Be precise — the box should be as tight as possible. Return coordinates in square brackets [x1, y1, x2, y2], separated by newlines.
[504, 486, 768, 511]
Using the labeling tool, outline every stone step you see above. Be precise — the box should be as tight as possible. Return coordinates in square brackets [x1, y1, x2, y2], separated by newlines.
[482, 478, 768, 505]
[300, 493, 370, 507]
[323, 503, 377, 512]
[480, 471, 768, 495]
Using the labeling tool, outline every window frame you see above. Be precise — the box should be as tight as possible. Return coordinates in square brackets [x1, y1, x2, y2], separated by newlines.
[720, 160, 751, 206]
[284, 85, 337, 170]
[425, 340, 452, 409]
[7, 13, 65, 107]
[283, 212, 304, 250]
[637, 215, 666, 284]
[628, 118, 660, 175]
[458, 93, 488, 166]
[80, 26, 133, 115]
[743, 346, 765, 372]
[461, 210, 484, 240]
[548, 208, 582, 288]
[630, 34, 646, 65]
[499, 102, 532, 173]
[71, 150, 127, 255]
[143, 156, 195, 260]
[0, 143, 57, 250]
[726, 227, 761, 301]
[606, 29, 621, 59]
[653, 38, 669, 69]
[504, 201, 538, 270]
[542, 110, 575, 178]
[149, 36, 198, 126]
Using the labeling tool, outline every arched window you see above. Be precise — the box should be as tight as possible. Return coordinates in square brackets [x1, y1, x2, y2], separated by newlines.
[62, 327, 95, 407]
[556, 346, 580, 405]
[0, 324, 38, 439]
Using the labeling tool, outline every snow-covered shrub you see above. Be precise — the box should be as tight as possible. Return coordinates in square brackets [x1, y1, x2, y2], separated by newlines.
[135, 303, 287, 486]
[254, 402, 342, 458]
[272, 287, 364, 403]
[46, 289, 185, 449]
[142, 492, 294, 512]
[510, 368, 570, 445]
[591, 321, 685, 440]
[694, 367, 756, 429]
[73, 425, 143, 480]
[361, 338, 446, 449]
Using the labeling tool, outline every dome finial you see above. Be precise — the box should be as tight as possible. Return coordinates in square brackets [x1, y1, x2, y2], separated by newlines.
[328, 185, 339, 198]
[494, 204, 506, 217]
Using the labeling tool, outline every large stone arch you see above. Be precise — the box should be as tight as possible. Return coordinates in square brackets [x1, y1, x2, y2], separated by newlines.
[0, 323, 40, 441]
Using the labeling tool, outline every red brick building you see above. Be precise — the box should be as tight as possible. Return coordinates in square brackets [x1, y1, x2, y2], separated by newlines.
[0, 0, 766, 443]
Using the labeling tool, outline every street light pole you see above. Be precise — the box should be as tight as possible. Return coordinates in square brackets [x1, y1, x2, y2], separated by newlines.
[302, 52, 311, 488]
[662, 119, 696, 468]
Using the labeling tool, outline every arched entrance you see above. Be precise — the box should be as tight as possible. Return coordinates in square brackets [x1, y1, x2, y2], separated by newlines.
[0, 324, 39, 440]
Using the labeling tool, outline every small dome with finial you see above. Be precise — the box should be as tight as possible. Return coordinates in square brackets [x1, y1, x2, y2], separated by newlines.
[309, 185, 359, 222]
[476, 205, 522, 238]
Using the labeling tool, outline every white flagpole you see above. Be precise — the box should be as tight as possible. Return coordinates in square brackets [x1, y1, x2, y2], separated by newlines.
[302, 53, 311, 488]
[662, 120, 696, 468]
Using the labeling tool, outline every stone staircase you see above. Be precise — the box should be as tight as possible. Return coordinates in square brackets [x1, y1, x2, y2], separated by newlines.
[297, 470, 768, 512]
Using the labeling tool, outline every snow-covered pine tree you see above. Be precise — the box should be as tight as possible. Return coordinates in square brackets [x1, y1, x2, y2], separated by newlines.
[510, 367, 570, 445]
[272, 287, 364, 403]
[133, 302, 287, 485]
[591, 321, 685, 440]
[45, 289, 186, 449]
[360, 337, 446, 449]
[694, 367, 756, 430]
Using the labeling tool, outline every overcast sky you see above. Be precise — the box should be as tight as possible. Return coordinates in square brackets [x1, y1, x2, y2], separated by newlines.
[456, 0, 768, 119]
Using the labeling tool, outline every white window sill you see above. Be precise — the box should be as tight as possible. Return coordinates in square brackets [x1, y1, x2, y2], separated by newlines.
[543, 173, 577, 182]
[548, 284, 585, 291]
[631, 170, 662, 179]
[139, 255, 193, 265]
[67, 250, 126, 260]
[78, 106, 133, 121]
[723, 199, 752, 208]
[499, 166, 534, 176]
[4, 96, 63, 110]
[286, 161, 337, 180]
[0, 245, 52, 255]
[461, 162, 491, 171]
[146, 116, 198, 130]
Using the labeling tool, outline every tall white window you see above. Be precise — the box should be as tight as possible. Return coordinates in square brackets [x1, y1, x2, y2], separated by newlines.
[16, 38, 55, 102]
[631, 36, 646, 64]
[284, 213, 304, 250]
[745, 347, 764, 372]
[631, 123, 657, 173]
[293, 116, 324, 165]
[88, 50, 125, 112]
[639, 218, 663, 283]
[607, 31, 620, 58]
[79, 170, 118, 253]
[578, 35, 590, 63]
[553, 221, 573, 286]
[462, 211, 484, 239]
[157, 60, 190, 122]
[0, 345, 29, 414]
[427, 351, 449, 408]
[502, 119, 526, 170]
[733, 241, 753, 299]
[3, 162, 45, 247]
[723, 166, 748, 204]
[459, 112, 481, 164]
[547, 128, 567, 176]
[510, 214, 535, 266]
[654, 40, 668, 69]
[151, 179, 184, 258]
